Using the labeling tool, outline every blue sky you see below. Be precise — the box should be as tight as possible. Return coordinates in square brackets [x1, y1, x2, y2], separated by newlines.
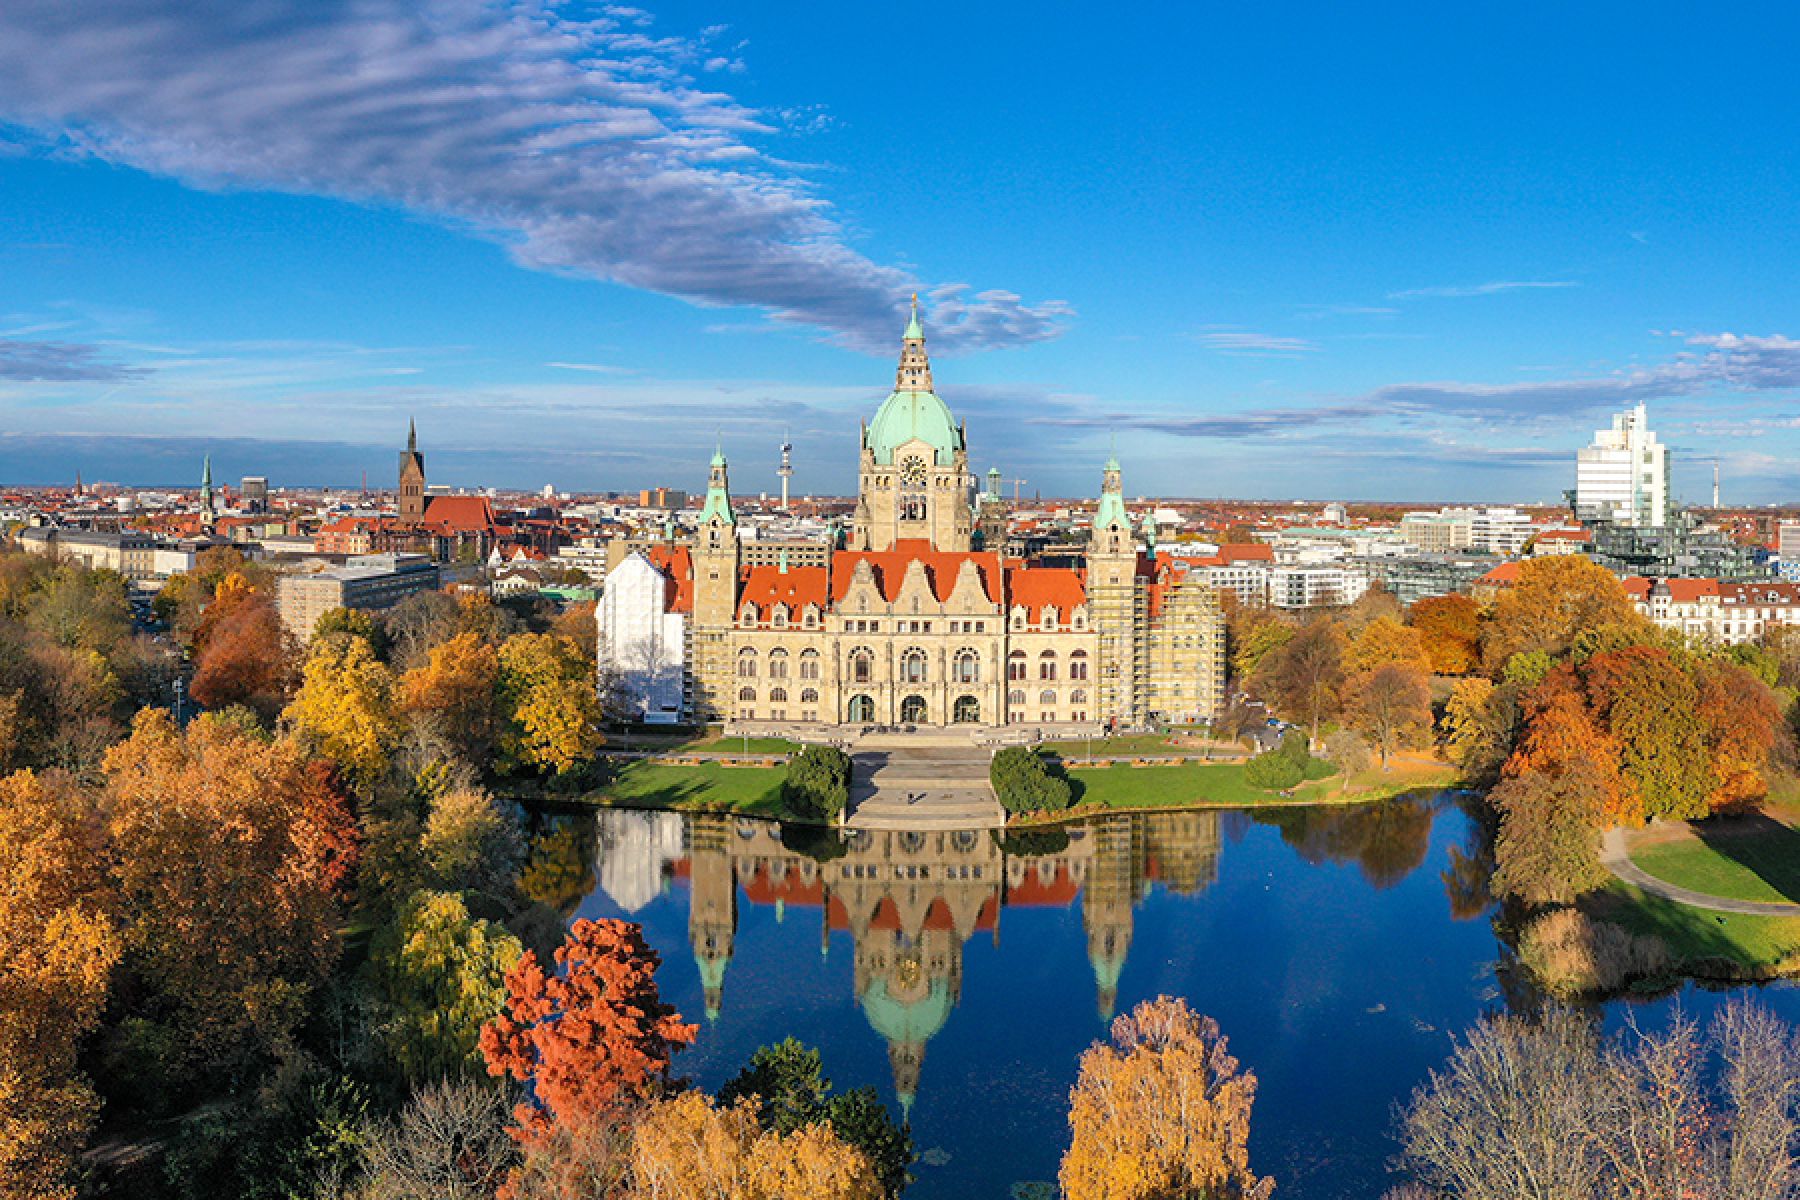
[2, 1, 1799, 502]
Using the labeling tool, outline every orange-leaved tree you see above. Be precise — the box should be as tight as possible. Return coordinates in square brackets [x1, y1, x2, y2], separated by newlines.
[189, 574, 290, 720]
[0, 769, 120, 1200]
[1409, 593, 1481, 675]
[1344, 615, 1431, 676]
[101, 710, 343, 1084]
[481, 918, 696, 1142]
[1060, 996, 1273, 1200]
[1695, 660, 1783, 811]
[400, 630, 501, 767]
[1504, 666, 1636, 824]
[1482, 555, 1643, 671]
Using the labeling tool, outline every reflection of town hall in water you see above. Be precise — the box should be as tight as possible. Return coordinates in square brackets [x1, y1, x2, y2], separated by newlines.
[600, 810, 1222, 1115]
[597, 302, 1226, 730]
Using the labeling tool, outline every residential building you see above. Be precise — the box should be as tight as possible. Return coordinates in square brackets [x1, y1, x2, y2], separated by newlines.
[1624, 577, 1800, 645]
[1268, 564, 1371, 609]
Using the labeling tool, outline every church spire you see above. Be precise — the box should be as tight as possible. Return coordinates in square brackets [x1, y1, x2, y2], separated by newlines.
[896, 295, 933, 392]
[699, 445, 735, 526]
[407, 416, 417, 454]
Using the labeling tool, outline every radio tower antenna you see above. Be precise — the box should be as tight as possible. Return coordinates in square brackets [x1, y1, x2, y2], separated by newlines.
[778, 427, 794, 510]
[1713, 457, 1721, 509]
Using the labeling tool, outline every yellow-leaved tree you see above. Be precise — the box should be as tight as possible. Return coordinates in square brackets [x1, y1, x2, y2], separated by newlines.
[628, 1091, 883, 1200]
[284, 633, 400, 786]
[0, 770, 120, 1200]
[1060, 996, 1273, 1200]
[498, 633, 602, 775]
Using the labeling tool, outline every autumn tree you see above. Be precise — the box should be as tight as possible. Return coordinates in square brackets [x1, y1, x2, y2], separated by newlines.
[1409, 593, 1480, 675]
[1344, 663, 1432, 770]
[1506, 669, 1635, 825]
[497, 632, 603, 775]
[1441, 677, 1512, 780]
[284, 633, 402, 787]
[1488, 766, 1609, 906]
[481, 918, 696, 1139]
[1696, 661, 1782, 810]
[1060, 996, 1273, 1200]
[1344, 615, 1431, 676]
[189, 584, 290, 720]
[719, 1038, 914, 1198]
[23, 564, 132, 654]
[1582, 646, 1714, 821]
[1250, 618, 1344, 747]
[1483, 555, 1644, 671]
[367, 890, 524, 1085]
[400, 631, 501, 768]
[295, 759, 362, 902]
[1322, 729, 1370, 793]
[100, 710, 342, 1088]
[1230, 614, 1292, 683]
[629, 1091, 885, 1200]
[421, 786, 524, 896]
[0, 770, 120, 1200]
[351, 1079, 518, 1200]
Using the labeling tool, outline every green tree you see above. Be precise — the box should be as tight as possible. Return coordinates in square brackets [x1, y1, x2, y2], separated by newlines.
[719, 1038, 914, 1198]
[1244, 731, 1311, 791]
[1583, 647, 1714, 820]
[367, 890, 523, 1085]
[783, 745, 852, 822]
[990, 747, 1073, 813]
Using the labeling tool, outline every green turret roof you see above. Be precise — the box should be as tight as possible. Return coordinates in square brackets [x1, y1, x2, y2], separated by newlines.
[903, 293, 923, 341]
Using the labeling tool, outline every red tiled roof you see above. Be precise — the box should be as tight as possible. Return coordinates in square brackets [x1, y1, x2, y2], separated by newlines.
[1620, 576, 1652, 602]
[1535, 529, 1589, 542]
[1478, 561, 1523, 585]
[420, 494, 498, 533]
[1217, 542, 1274, 562]
[643, 544, 693, 614]
[1006, 565, 1086, 620]
[1664, 578, 1721, 603]
[739, 565, 829, 614]
[830, 542, 1006, 605]
[1722, 581, 1800, 605]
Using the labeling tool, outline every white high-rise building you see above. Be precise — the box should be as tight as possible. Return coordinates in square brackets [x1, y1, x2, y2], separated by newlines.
[1576, 402, 1669, 528]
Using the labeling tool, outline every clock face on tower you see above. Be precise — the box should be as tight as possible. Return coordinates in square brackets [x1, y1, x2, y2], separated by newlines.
[900, 454, 928, 485]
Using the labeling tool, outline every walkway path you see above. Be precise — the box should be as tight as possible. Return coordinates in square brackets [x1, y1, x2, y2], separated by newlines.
[1600, 828, 1800, 917]
[846, 732, 1004, 830]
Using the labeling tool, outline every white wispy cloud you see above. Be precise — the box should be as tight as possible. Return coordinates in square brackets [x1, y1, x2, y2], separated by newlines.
[0, 0, 1067, 354]
[1387, 280, 1579, 299]
[546, 361, 630, 374]
[0, 338, 141, 381]
[1190, 328, 1318, 356]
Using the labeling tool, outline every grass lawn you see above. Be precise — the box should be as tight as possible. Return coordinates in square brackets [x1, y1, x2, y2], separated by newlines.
[1039, 733, 1237, 758]
[1630, 838, 1800, 906]
[624, 734, 800, 755]
[1592, 882, 1800, 973]
[1060, 754, 1456, 812]
[587, 759, 789, 816]
[1064, 757, 1336, 809]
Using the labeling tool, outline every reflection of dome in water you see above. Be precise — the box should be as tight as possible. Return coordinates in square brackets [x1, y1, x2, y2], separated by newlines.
[861, 975, 953, 1046]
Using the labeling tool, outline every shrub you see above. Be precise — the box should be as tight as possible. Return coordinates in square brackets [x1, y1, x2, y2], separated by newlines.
[783, 745, 852, 822]
[990, 747, 1073, 814]
[1244, 731, 1310, 791]
[1517, 907, 1671, 996]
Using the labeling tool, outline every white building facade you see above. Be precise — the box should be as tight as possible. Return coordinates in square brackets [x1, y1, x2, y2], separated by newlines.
[596, 551, 689, 724]
[1576, 403, 1670, 528]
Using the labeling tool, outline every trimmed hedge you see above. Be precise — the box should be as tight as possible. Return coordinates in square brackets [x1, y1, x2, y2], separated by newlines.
[1244, 731, 1312, 791]
[781, 745, 852, 821]
[991, 747, 1073, 814]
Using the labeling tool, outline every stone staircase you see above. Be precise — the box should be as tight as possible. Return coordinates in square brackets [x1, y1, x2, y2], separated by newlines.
[846, 733, 1004, 829]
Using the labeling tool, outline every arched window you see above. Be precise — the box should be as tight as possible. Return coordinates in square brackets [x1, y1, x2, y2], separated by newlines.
[900, 694, 927, 723]
[953, 649, 980, 684]
[1007, 650, 1027, 681]
[1070, 688, 1087, 704]
[803, 606, 819, 628]
[1039, 689, 1056, 706]
[799, 649, 820, 681]
[739, 604, 758, 625]
[1039, 650, 1057, 681]
[848, 694, 876, 723]
[738, 686, 756, 702]
[850, 647, 874, 684]
[769, 687, 788, 704]
[772, 605, 789, 628]
[900, 648, 928, 684]
[800, 688, 819, 705]
[1069, 650, 1089, 681]
[953, 695, 980, 723]
[737, 648, 758, 678]
[768, 648, 789, 679]
[1008, 689, 1025, 707]
[1041, 606, 1059, 630]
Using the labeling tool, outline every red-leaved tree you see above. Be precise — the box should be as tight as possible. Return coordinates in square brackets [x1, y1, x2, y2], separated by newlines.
[480, 918, 696, 1143]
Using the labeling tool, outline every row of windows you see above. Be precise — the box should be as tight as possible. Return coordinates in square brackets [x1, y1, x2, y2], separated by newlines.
[737, 687, 821, 704]
[1007, 689, 1088, 706]
[734, 645, 1091, 685]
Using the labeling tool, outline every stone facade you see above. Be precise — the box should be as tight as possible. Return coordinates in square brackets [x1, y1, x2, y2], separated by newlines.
[598, 305, 1225, 731]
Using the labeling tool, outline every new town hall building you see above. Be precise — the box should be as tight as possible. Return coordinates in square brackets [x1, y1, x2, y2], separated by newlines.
[596, 303, 1225, 733]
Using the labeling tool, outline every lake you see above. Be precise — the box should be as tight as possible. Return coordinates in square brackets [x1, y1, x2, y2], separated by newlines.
[537, 795, 1800, 1198]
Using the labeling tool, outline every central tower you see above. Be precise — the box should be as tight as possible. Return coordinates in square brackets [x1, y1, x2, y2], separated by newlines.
[850, 298, 973, 552]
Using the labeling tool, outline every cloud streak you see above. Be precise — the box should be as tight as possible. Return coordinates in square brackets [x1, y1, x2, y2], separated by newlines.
[0, 338, 141, 382]
[1191, 328, 1318, 356]
[1388, 280, 1578, 299]
[0, 0, 1067, 353]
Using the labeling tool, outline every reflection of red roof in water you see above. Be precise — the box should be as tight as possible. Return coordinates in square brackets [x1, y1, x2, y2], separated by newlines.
[741, 862, 825, 906]
[1006, 864, 1080, 906]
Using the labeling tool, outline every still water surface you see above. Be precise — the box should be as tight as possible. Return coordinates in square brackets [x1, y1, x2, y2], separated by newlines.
[540, 795, 1800, 1199]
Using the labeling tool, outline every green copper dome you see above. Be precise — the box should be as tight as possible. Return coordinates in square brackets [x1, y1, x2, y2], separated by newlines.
[867, 389, 961, 466]
[861, 977, 953, 1046]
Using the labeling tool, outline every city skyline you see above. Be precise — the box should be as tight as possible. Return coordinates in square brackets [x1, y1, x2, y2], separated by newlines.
[4, 2, 1800, 499]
